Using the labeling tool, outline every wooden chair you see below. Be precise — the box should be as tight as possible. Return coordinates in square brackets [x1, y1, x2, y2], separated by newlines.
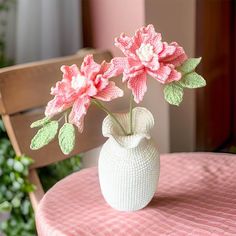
[0, 50, 126, 211]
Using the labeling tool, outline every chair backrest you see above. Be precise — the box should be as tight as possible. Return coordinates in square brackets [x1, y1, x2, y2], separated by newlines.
[0, 50, 115, 169]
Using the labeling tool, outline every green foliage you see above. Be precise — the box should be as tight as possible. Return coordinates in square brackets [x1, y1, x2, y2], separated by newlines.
[59, 123, 75, 155]
[0, 138, 36, 236]
[30, 113, 77, 155]
[0, 201, 12, 212]
[178, 72, 206, 89]
[177, 57, 202, 75]
[0, 119, 82, 235]
[31, 115, 81, 193]
[30, 121, 59, 150]
[30, 117, 51, 128]
[164, 57, 206, 106]
[164, 83, 183, 106]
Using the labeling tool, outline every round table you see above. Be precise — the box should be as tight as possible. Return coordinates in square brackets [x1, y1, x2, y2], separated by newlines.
[36, 153, 236, 236]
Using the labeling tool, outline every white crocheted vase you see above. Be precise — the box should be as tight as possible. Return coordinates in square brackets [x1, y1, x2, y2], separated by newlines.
[98, 107, 160, 211]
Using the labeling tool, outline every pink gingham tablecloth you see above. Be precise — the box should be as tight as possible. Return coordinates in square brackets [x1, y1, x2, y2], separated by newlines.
[36, 152, 236, 236]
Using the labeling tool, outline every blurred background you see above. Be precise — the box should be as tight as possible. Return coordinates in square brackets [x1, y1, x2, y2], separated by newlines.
[0, 0, 235, 235]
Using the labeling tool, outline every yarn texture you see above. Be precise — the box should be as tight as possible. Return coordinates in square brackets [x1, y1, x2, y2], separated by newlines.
[99, 107, 160, 211]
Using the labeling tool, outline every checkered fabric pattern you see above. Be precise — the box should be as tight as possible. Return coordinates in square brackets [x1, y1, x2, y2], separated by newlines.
[36, 152, 236, 236]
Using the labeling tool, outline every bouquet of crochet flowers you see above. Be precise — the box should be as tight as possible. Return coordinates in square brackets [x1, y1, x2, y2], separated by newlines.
[30, 24, 206, 211]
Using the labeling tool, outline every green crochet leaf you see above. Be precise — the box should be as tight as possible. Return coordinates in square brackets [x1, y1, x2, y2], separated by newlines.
[30, 117, 50, 128]
[30, 121, 59, 150]
[59, 123, 75, 155]
[164, 83, 183, 106]
[178, 72, 206, 88]
[177, 57, 201, 74]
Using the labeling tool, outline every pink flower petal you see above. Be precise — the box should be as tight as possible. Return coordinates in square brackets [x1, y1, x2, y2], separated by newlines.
[148, 65, 171, 84]
[86, 81, 98, 97]
[134, 24, 163, 59]
[45, 97, 69, 117]
[94, 81, 124, 101]
[97, 61, 110, 74]
[166, 68, 182, 83]
[50, 79, 71, 96]
[104, 57, 128, 78]
[160, 42, 187, 67]
[115, 33, 137, 59]
[134, 24, 162, 48]
[124, 58, 145, 80]
[167, 53, 188, 68]
[148, 64, 181, 84]
[152, 35, 163, 54]
[60, 64, 79, 81]
[143, 54, 160, 71]
[127, 72, 147, 103]
[93, 74, 108, 92]
[80, 54, 101, 80]
[69, 96, 91, 133]
[125, 66, 145, 79]
[158, 42, 176, 59]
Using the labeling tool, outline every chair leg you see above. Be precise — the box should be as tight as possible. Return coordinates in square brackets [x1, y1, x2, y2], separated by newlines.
[28, 169, 45, 211]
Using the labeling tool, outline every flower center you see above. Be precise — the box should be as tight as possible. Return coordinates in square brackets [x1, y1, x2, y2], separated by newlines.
[71, 75, 87, 90]
[136, 43, 155, 62]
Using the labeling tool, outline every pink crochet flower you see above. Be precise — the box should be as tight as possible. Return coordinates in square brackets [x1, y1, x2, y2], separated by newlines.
[45, 55, 123, 132]
[114, 24, 188, 103]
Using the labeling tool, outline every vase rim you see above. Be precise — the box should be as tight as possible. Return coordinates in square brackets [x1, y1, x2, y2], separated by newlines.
[102, 106, 154, 149]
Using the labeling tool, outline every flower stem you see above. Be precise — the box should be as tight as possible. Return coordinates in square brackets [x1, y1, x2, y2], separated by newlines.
[92, 99, 128, 136]
[129, 93, 134, 135]
[57, 115, 65, 123]
[64, 112, 68, 123]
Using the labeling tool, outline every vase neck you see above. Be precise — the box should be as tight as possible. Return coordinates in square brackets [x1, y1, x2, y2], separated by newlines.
[102, 107, 155, 149]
